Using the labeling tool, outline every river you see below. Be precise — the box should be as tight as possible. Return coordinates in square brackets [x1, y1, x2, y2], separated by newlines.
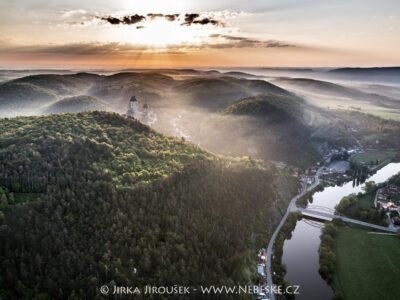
[281, 162, 400, 300]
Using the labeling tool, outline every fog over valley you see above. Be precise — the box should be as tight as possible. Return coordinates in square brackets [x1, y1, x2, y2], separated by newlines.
[1, 67, 400, 167]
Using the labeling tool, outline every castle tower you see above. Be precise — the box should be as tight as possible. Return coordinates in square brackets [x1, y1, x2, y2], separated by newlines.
[127, 96, 137, 117]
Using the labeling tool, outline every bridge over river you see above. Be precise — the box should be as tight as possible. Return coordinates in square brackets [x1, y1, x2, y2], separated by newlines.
[296, 207, 397, 233]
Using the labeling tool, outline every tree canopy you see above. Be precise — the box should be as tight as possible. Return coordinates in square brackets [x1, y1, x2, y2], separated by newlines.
[0, 111, 298, 299]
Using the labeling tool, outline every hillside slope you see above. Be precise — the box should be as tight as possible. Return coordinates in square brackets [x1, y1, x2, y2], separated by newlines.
[0, 73, 101, 116]
[0, 71, 296, 116]
[224, 93, 305, 119]
[0, 81, 55, 112]
[88, 72, 175, 109]
[273, 77, 365, 98]
[172, 76, 291, 110]
[221, 94, 319, 165]
[0, 112, 298, 299]
[332, 110, 400, 149]
[275, 77, 399, 103]
[42, 95, 106, 114]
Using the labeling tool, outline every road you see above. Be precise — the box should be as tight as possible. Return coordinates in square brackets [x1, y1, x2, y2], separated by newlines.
[264, 167, 323, 300]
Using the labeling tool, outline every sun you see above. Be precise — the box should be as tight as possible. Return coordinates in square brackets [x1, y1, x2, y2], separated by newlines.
[117, 0, 192, 48]
[112, 19, 214, 49]
[138, 20, 195, 47]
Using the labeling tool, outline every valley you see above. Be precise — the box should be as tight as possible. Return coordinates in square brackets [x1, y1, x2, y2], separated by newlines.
[2, 68, 399, 167]
[0, 67, 400, 299]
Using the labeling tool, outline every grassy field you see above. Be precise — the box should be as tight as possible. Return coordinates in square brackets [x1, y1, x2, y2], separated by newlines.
[351, 150, 396, 165]
[334, 226, 400, 300]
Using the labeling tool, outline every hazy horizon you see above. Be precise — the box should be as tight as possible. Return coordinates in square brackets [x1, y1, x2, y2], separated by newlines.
[1, 66, 400, 71]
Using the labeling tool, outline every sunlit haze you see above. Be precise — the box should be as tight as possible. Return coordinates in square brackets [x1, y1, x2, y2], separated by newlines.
[0, 0, 400, 68]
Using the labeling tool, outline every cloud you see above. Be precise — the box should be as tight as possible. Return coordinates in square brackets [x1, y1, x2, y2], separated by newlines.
[101, 16, 122, 25]
[99, 12, 224, 28]
[181, 13, 223, 26]
[0, 41, 190, 67]
[0, 41, 149, 56]
[164, 14, 179, 22]
[193, 18, 220, 26]
[208, 34, 295, 48]
[61, 9, 87, 19]
[147, 13, 164, 19]
[146, 13, 180, 22]
[101, 14, 145, 25]
[0, 37, 296, 60]
[182, 13, 199, 25]
[122, 15, 146, 25]
[0, 33, 297, 60]
[58, 9, 101, 27]
[57, 10, 240, 29]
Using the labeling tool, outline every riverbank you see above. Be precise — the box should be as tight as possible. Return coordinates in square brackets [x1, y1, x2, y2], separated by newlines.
[280, 163, 400, 300]
[271, 212, 301, 300]
[296, 184, 324, 207]
[265, 167, 322, 300]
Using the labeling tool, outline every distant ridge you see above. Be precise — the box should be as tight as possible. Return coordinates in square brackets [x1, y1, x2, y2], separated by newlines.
[325, 67, 400, 84]
[260, 67, 316, 72]
[329, 67, 400, 73]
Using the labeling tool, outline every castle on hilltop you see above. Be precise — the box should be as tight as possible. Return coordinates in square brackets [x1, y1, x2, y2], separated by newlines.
[126, 95, 150, 121]
[126, 96, 138, 117]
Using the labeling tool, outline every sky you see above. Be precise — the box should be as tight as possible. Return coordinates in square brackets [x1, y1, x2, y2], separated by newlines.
[0, 0, 399, 68]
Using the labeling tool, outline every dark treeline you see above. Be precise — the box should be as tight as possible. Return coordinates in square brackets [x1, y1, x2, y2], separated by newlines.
[389, 173, 400, 186]
[349, 161, 370, 187]
[296, 184, 324, 207]
[0, 112, 297, 299]
[319, 221, 343, 300]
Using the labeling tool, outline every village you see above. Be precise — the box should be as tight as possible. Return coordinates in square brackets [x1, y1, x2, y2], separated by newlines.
[277, 147, 361, 191]
[255, 248, 269, 300]
[375, 184, 400, 227]
[285, 145, 398, 191]
[299, 147, 400, 228]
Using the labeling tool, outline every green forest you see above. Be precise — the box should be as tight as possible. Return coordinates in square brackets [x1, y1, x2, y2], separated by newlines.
[0, 112, 297, 299]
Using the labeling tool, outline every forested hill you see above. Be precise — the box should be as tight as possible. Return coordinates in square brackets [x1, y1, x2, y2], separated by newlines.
[0, 112, 298, 299]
